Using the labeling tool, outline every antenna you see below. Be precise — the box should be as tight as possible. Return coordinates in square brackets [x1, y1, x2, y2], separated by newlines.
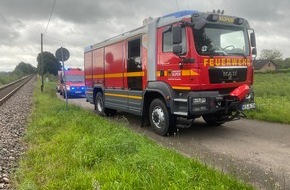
[187, 0, 190, 9]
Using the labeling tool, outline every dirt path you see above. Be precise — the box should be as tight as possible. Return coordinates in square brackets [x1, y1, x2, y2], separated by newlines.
[64, 96, 290, 189]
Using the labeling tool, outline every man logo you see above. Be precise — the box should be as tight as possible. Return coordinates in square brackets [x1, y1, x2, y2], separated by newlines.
[222, 70, 237, 80]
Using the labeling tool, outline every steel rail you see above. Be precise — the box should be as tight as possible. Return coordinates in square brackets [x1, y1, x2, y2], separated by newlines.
[0, 75, 34, 106]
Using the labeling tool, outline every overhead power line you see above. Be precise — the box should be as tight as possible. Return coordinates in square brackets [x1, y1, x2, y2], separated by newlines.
[43, 34, 84, 48]
[44, 0, 57, 34]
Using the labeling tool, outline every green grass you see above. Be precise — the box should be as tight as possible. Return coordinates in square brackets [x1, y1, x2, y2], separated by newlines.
[246, 71, 290, 124]
[13, 82, 253, 190]
[0, 72, 23, 86]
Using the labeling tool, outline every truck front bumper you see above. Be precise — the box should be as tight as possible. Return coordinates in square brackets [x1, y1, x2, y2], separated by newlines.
[187, 88, 255, 116]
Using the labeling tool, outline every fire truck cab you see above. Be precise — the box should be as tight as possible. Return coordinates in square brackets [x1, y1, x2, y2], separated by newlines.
[84, 10, 256, 136]
[58, 68, 86, 98]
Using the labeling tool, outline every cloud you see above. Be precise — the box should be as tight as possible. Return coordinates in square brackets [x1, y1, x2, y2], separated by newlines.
[0, 15, 24, 45]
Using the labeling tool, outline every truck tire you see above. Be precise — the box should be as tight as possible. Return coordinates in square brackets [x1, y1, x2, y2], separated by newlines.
[95, 92, 105, 115]
[149, 98, 175, 136]
[202, 114, 225, 126]
[95, 92, 117, 116]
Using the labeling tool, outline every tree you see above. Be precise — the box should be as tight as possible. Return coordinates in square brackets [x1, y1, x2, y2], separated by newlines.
[284, 58, 290, 69]
[14, 62, 37, 75]
[259, 49, 283, 60]
[37, 51, 61, 76]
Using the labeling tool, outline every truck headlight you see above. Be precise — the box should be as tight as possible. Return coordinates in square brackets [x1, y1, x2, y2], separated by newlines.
[245, 93, 252, 100]
[245, 92, 254, 102]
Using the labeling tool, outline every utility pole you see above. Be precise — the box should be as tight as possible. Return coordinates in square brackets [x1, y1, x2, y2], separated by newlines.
[41, 33, 44, 92]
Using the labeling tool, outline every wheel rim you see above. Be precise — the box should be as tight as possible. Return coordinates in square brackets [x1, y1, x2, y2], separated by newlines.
[151, 106, 165, 129]
[97, 97, 103, 112]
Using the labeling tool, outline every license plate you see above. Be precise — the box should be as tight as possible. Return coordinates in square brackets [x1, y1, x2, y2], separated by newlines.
[75, 91, 81, 93]
[241, 103, 256, 110]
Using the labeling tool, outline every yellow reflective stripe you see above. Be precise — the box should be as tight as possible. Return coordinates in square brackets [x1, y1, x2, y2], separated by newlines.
[157, 70, 199, 77]
[172, 86, 191, 90]
[87, 70, 198, 78]
[85, 74, 104, 79]
[105, 73, 123, 78]
[85, 75, 92, 79]
[156, 71, 168, 77]
[182, 70, 199, 76]
[125, 71, 144, 77]
[87, 71, 144, 79]
[105, 93, 142, 100]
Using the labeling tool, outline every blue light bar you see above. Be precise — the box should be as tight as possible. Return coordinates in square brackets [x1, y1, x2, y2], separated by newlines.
[162, 10, 199, 18]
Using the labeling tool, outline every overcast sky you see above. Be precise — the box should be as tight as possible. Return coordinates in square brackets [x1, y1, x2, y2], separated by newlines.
[0, 0, 289, 71]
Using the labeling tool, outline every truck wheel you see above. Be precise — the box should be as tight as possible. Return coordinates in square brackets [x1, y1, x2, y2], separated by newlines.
[202, 114, 225, 126]
[149, 98, 175, 136]
[95, 92, 105, 116]
[95, 92, 117, 116]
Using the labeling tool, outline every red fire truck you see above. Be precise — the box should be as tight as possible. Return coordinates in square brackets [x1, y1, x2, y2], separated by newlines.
[57, 68, 86, 98]
[84, 10, 256, 136]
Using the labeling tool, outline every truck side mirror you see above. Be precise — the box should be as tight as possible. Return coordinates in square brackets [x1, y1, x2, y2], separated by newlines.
[172, 26, 182, 44]
[250, 32, 256, 47]
[173, 45, 183, 55]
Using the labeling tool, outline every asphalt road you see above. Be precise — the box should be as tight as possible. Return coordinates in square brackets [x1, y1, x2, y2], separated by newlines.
[60, 95, 290, 189]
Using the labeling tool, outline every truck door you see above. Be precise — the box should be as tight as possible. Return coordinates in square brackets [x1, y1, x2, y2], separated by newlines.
[126, 38, 143, 115]
[127, 38, 142, 90]
[158, 26, 189, 87]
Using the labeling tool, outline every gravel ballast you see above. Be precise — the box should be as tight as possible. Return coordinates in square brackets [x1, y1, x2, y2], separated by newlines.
[0, 77, 36, 190]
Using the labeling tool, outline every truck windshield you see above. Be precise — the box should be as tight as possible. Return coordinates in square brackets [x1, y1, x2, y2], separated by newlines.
[64, 75, 84, 82]
[193, 24, 249, 56]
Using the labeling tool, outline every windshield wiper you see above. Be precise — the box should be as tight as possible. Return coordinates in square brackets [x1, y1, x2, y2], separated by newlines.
[227, 52, 246, 57]
[208, 49, 228, 56]
[214, 50, 228, 56]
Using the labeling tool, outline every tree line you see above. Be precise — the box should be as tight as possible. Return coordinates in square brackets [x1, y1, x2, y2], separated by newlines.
[1, 52, 61, 76]
[0, 52, 60, 85]
[0, 62, 38, 85]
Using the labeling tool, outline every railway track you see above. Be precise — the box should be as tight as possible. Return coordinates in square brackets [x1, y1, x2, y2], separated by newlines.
[0, 74, 35, 190]
[0, 75, 34, 106]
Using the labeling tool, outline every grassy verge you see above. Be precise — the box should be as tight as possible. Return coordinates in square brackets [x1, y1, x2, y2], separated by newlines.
[246, 71, 290, 124]
[0, 72, 23, 86]
[13, 82, 253, 189]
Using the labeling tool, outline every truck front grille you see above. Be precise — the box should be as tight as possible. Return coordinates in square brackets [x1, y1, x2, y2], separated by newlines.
[209, 67, 247, 84]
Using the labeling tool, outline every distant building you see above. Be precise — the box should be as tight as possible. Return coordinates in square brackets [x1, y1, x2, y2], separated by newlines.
[253, 60, 277, 72]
